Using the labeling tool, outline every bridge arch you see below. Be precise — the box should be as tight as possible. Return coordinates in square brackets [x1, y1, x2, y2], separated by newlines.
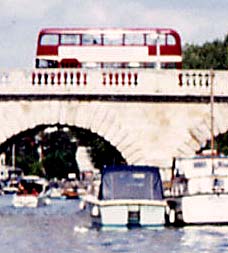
[0, 100, 228, 167]
[176, 104, 228, 157]
[0, 100, 144, 165]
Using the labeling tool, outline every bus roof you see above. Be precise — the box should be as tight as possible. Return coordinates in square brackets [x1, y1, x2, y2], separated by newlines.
[38, 27, 180, 35]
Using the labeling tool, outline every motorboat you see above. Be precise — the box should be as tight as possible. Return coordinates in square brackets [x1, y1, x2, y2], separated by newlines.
[1, 167, 23, 194]
[12, 175, 51, 208]
[3, 179, 19, 194]
[80, 165, 166, 228]
[48, 186, 64, 199]
[165, 155, 228, 226]
[47, 180, 65, 199]
[165, 71, 228, 226]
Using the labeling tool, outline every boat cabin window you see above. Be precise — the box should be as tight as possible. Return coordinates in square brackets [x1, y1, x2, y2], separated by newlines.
[101, 169, 163, 201]
[193, 161, 207, 168]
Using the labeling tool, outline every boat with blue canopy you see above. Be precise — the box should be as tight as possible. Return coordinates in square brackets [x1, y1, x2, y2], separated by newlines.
[80, 165, 166, 228]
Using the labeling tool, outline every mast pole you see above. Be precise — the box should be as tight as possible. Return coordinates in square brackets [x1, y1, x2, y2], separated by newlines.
[12, 143, 15, 170]
[210, 69, 215, 174]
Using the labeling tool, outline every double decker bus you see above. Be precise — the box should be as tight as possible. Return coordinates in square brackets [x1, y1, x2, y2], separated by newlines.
[35, 28, 182, 69]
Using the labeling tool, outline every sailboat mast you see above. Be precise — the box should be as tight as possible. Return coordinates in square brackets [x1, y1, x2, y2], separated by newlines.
[210, 69, 215, 174]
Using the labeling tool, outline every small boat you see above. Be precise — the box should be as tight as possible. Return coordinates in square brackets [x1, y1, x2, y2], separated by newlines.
[62, 180, 79, 199]
[165, 155, 228, 226]
[2, 167, 23, 194]
[47, 180, 65, 199]
[12, 175, 50, 208]
[48, 186, 65, 199]
[62, 186, 79, 199]
[81, 165, 166, 228]
[3, 179, 19, 194]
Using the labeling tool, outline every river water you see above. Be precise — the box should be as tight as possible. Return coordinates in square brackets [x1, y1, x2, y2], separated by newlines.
[0, 195, 227, 253]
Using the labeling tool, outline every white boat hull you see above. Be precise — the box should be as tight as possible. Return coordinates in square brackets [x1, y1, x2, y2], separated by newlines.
[88, 199, 166, 227]
[99, 205, 165, 226]
[12, 194, 50, 208]
[182, 194, 228, 224]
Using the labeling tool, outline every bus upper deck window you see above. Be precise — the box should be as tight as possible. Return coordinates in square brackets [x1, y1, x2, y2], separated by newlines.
[146, 33, 166, 45]
[125, 33, 144, 45]
[146, 34, 157, 45]
[82, 34, 101, 45]
[40, 34, 59, 45]
[60, 34, 80, 45]
[167, 34, 176, 45]
[157, 34, 166, 45]
[103, 33, 123, 45]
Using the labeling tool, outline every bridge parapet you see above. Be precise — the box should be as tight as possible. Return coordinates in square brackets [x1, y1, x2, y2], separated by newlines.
[0, 69, 227, 97]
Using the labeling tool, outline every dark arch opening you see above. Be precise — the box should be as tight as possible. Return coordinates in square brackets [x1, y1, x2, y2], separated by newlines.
[0, 124, 126, 180]
[196, 131, 228, 156]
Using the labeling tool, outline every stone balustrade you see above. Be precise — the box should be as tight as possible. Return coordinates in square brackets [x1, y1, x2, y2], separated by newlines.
[0, 68, 227, 96]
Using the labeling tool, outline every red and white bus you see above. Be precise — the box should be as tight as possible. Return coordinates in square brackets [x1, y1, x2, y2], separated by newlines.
[35, 28, 182, 69]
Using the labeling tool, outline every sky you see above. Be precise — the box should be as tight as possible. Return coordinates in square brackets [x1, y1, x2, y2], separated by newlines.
[0, 0, 228, 68]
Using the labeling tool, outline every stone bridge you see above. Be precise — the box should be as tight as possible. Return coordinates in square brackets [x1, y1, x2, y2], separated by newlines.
[0, 68, 228, 168]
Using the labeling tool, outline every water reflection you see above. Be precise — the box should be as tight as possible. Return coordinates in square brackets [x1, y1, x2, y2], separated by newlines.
[180, 226, 228, 253]
[0, 195, 227, 253]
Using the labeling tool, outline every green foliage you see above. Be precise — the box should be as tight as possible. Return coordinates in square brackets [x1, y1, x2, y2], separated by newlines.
[14, 136, 42, 176]
[183, 34, 228, 69]
[41, 130, 78, 180]
[29, 161, 44, 176]
[216, 132, 228, 156]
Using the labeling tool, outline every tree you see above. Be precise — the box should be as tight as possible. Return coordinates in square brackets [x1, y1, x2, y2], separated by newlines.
[183, 34, 228, 69]
[41, 130, 79, 180]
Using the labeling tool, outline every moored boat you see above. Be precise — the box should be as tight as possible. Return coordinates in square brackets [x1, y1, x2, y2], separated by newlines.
[165, 155, 228, 226]
[12, 175, 50, 208]
[81, 165, 166, 228]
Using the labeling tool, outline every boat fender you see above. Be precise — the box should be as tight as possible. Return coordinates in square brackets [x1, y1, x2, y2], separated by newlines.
[169, 209, 175, 224]
[79, 200, 86, 210]
[45, 198, 51, 205]
[91, 205, 99, 217]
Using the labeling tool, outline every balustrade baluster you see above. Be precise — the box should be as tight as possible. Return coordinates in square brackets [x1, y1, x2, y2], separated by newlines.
[128, 72, 132, 85]
[32, 72, 36, 85]
[178, 73, 183, 86]
[121, 72, 125, 85]
[83, 73, 87, 85]
[134, 73, 138, 85]
[50, 73, 55, 85]
[76, 72, 81, 85]
[199, 73, 202, 86]
[186, 73, 190, 86]
[64, 72, 67, 85]
[38, 73, 42, 85]
[109, 73, 113, 85]
[102, 72, 107, 85]
[192, 73, 196, 86]
[57, 72, 61, 85]
[70, 72, 74, 85]
[115, 73, 119, 85]
[205, 74, 209, 87]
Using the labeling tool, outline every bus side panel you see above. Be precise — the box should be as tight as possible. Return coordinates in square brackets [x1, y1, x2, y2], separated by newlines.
[148, 45, 181, 56]
[37, 46, 58, 56]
